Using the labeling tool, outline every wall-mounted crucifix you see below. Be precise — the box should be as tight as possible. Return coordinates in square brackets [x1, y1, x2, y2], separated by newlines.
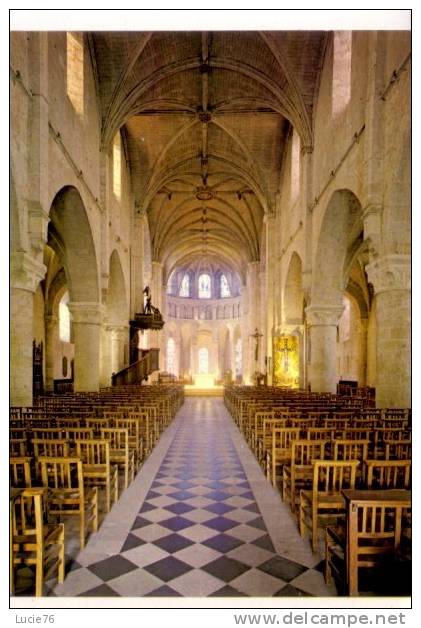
[250, 328, 263, 362]
[280, 337, 294, 372]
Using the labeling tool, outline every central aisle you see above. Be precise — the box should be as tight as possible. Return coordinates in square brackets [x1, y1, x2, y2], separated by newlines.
[52, 398, 336, 598]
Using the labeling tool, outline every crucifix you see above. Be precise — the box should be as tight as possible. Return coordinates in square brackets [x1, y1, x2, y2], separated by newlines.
[250, 328, 263, 362]
[280, 337, 294, 372]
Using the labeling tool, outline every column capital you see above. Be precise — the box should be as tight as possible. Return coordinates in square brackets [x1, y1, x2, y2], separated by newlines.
[107, 324, 129, 337]
[305, 304, 343, 327]
[366, 254, 411, 294]
[10, 251, 46, 292]
[68, 302, 105, 325]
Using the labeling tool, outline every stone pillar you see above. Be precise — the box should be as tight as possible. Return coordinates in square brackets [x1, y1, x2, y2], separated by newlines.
[359, 317, 368, 387]
[246, 261, 260, 382]
[110, 325, 129, 373]
[10, 252, 46, 406]
[99, 325, 112, 388]
[306, 304, 343, 393]
[366, 255, 410, 408]
[264, 213, 276, 384]
[67, 302, 103, 392]
[44, 313, 59, 392]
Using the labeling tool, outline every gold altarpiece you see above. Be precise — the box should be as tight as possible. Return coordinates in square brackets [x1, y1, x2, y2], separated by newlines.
[273, 335, 300, 388]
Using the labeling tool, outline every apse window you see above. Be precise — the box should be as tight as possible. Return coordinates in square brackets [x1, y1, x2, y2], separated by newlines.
[198, 273, 211, 298]
[113, 132, 122, 201]
[220, 274, 231, 298]
[179, 274, 190, 297]
[198, 347, 209, 374]
[332, 31, 352, 118]
[66, 32, 84, 115]
[290, 129, 301, 202]
[167, 337, 176, 374]
[59, 292, 71, 343]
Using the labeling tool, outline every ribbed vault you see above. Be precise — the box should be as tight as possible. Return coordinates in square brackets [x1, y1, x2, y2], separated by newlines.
[90, 30, 327, 277]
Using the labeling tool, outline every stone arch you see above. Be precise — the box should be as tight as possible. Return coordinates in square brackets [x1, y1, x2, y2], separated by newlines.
[307, 189, 364, 393]
[283, 251, 304, 324]
[48, 186, 100, 303]
[312, 189, 363, 307]
[48, 186, 101, 391]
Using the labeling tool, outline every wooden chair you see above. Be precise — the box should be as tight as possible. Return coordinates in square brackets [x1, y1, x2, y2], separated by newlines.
[101, 428, 135, 489]
[10, 487, 65, 596]
[32, 439, 70, 466]
[268, 427, 300, 487]
[86, 417, 111, 435]
[256, 417, 287, 468]
[66, 427, 95, 445]
[325, 490, 411, 595]
[282, 440, 328, 513]
[299, 460, 359, 552]
[10, 456, 33, 488]
[75, 440, 119, 512]
[10, 438, 28, 457]
[38, 457, 98, 549]
[364, 460, 411, 490]
[384, 440, 411, 461]
[114, 418, 144, 470]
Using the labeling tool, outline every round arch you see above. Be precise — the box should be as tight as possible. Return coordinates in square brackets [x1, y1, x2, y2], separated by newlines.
[312, 189, 363, 307]
[283, 251, 304, 325]
[48, 186, 100, 303]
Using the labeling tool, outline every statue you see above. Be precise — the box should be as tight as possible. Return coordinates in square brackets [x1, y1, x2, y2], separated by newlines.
[143, 285, 152, 314]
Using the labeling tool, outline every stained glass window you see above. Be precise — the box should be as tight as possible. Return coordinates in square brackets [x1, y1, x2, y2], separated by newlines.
[220, 274, 231, 297]
[198, 347, 209, 374]
[179, 274, 190, 297]
[198, 273, 211, 298]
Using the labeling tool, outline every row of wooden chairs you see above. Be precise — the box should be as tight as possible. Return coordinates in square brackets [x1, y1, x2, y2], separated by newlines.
[10, 385, 183, 596]
[224, 386, 411, 595]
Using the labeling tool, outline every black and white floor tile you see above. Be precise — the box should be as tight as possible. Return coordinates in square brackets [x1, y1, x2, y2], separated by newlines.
[50, 398, 335, 598]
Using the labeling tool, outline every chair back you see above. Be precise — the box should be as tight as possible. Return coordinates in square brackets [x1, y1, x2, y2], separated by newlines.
[365, 460, 411, 489]
[313, 460, 359, 494]
[10, 456, 32, 488]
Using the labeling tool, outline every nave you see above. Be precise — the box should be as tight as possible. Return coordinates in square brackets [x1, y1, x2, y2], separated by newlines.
[49, 398, 333, 598]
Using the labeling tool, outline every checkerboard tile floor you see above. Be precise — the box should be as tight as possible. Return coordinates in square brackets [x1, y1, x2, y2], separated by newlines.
[50, 398, 336, 597]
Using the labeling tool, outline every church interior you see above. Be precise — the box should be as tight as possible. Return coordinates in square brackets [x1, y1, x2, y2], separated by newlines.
[10, 21, 411, 602]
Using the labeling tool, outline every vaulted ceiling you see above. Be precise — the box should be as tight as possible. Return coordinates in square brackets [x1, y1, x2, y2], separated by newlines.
[90, 31, 327, 279]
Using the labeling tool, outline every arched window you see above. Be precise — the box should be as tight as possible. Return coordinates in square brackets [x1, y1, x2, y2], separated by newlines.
[198, 273, 211, 298]
[67, 32, 84, 115]
[113, 132, 122, 201]
[332, 31, 352, 118]
[179, 274, 190, 297]
[167, 338, 176, 374]
[339, 295, 351, 342]
[59, 292, 71, 343]
[290, 129, 301, 202]
[198, 347, 209, 374]
[62, 356, 68, 377]
[220, 274, 231, 298]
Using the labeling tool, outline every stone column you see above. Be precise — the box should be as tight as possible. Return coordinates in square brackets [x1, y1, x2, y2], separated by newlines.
[44, 313, 59, 392]
[264, 213, 276, 384]
[306, 304, 343, 393]
[246, 261, 260, 382]
[10, 252, 46, 406]
[366, 255, 410, 408]
[359, 317, 368, 387]
[67, 302, 103, 392]
[99, 325, 112, 388]
[110, 325, 129, 373]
